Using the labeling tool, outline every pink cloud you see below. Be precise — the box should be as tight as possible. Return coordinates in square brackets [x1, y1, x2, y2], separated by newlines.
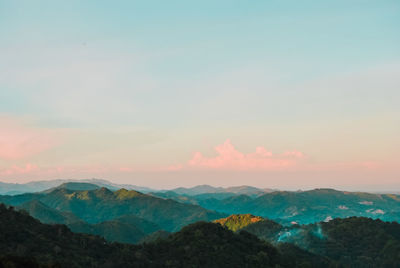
[187, 139, 304, 171]
[0, 116, 58, 160]
[0, 163, 39, 176]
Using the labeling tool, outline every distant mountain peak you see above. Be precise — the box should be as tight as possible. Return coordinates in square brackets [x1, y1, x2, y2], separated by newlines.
[114, 188, 143, 200]
[168, 184, 272, 196]
[46, 182, 100, 193]
[93, 187, 114, 197]
[308, 188, 343, 194]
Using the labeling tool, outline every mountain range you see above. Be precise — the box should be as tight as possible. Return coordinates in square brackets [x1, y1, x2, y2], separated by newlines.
[0, 179, 154, 195]
[1, 181, 400, 239]
[161, 184, 275, 196]
[2, 203, 400, 267]
[0, 182, 225, 243]
[156, 188, 400, 224]
[0, 182, 228, 246]
[3, 179, 399, 226]
[1, 180, 400, 267]
[0, 179, 275, 196]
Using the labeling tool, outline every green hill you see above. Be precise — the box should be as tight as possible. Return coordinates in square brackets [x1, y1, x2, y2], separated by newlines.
[18, 200, 82, 225]
[138, 221, 282, 267]
[123, 221, 332, 267]
[276, 217, 400, 267]
[214, 214, 284, 242]
[218, 214, 400, 267]
[5, 186, 400, 226]
[193, 189, 400, 224]
[0, 187, 225, 232]
[69, 214, 161, 244]
[0, 204, 334, 267]
[17, 200, 161, 244]
[0, 203, 139, 267]
[304, 217, 400, 267]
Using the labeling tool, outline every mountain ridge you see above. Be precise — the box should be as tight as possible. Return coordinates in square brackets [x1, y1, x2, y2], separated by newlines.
[0, 185, 226, 231]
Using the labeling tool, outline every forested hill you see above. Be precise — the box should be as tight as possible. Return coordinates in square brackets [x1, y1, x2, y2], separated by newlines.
[169, 188, 400, 224]
[2, 203, 400, 267]
[0, 203, 138, 267]
[0, 186, 225, 232]
[214, 214, 400, 267]
[0, 204, 333, 267]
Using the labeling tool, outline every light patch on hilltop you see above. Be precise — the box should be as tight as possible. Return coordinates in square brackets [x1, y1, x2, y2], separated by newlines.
[214, 214, 263, 232]
[114, 189, 143, 200]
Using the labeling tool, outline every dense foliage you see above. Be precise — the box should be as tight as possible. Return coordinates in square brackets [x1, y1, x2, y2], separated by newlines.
[1, 182, 400, 267]
[0, 203, 139, 267]
[217, 213, 400, 267]
[137, 221, 283, 267]
[15, 199, 161, 244]
[0, 186, 225, 232]
[310, 217, 400, 267]
[0, 204, 336, 267]
[241, 217, 284, 241]
[156, 188, 400, 224]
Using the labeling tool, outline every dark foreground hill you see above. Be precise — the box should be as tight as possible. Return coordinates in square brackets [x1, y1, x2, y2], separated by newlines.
[138, 221, 333, 268]
[0, 204, 334, 268]
[215, 214, 400, 267]
[292, 217, 400, 267]
[0, 203, 138, 267]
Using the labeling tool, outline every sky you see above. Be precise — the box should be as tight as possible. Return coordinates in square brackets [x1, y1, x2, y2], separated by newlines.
[0, 0, 399, 191]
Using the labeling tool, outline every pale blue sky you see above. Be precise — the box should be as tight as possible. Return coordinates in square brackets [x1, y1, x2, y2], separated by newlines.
[0, 1, 399, 189]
